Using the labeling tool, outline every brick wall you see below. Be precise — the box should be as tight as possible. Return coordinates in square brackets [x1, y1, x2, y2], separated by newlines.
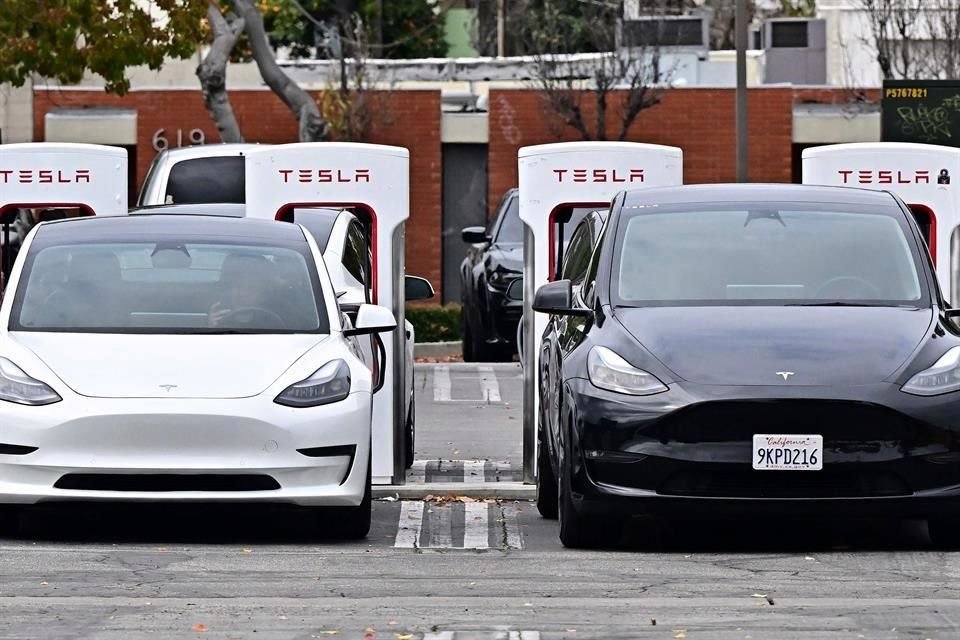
[32, 88, 443, 298]
[487, 87, 795, 216]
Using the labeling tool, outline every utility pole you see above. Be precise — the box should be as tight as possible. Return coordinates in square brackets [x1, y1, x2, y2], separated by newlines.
[735, 0, 748, 181]
[497, 0, 506, 57]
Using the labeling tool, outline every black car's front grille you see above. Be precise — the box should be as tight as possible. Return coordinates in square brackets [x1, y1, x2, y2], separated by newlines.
[654, 400, 919, 444]
[657, 468, 912, 498]
[54, 474, 281, 492]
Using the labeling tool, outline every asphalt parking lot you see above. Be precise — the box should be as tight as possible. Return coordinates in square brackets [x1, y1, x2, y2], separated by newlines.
[2, 363, 960, 639]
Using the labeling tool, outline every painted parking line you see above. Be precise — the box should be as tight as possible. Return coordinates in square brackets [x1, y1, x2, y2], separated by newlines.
[433, 365, 451, 402]
[394, 501, 425, 549]
[392, 501, 524, 550]
[477, 365, 502, 402]
[463, 460, 487, 484]
[406, 460, 523, 484]
[463, 502, 490, 549]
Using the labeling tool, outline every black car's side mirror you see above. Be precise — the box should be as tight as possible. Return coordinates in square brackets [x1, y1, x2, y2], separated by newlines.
[405, 275, 435, 301]
[533, 280, 590, 316]
[461, 226, 491, 244]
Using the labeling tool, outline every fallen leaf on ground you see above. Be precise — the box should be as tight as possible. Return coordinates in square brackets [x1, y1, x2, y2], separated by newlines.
[395, 634, 414, 640]
[315, 632, 340, 637]
[241, 549, 252, 554]
[39, 582, 48, 586]
[191, 624, 208, 632]
[457, 496, 476, 503]
[651, 619, 657, 626]
[364, 628, 376, 640]
[751, 593, 767, 598]
[673, 629, 687, 639]
[804, 556, 815, 560]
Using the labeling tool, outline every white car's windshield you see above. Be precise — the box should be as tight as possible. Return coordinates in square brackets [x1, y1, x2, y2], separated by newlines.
[614, 202, 927, 307]
[11, 237, 328, 334]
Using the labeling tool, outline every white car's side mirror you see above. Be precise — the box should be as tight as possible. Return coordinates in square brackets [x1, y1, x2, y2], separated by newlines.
[343, 304, 397, 336]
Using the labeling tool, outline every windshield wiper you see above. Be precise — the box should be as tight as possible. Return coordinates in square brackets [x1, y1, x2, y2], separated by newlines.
[787, 301, 916, 308]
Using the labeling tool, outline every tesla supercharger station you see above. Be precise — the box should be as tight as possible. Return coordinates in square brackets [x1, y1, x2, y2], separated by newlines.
[803, 143, 960, 302]
[0, 143, 129, 284]
[244, 142, 409, 485]
[518, 142, 683, 483]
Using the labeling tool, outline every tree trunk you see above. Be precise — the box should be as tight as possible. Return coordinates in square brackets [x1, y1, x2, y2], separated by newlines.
[197, 3, 244, 143]
[233, 0, 329, 142]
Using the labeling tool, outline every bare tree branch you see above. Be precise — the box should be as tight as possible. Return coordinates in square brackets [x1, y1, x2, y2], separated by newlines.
[232, 0, 329, 141]
[519, 1, 676, 141]
[197, 2, 244, 143]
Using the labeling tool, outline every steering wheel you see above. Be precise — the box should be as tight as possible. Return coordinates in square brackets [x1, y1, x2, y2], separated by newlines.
[814, 276, 882, 299]
[219, 306, 287, 328]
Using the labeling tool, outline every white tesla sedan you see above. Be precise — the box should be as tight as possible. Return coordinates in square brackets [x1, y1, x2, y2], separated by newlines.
[0, 214, 395, 538]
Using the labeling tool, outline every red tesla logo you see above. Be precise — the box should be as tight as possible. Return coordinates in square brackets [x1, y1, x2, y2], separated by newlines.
[553, 169, 645, 183]
[0, 169, 91, 184]
[837, 169, 930, 184]
[278, 169, 371, 183]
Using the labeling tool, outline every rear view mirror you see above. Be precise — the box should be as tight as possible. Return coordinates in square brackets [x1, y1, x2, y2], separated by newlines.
[405, 275, 435, 301]
[461, 226, 490, 244]
[343, 303, 397, 336]
[533, 280, 590, 316]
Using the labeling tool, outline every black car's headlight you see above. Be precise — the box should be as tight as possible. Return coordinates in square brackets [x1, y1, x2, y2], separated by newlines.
[275, 360, 351, 407]
[587, 346, 668, 396]
[902, 347, 960, 396]
[0, 357, 61, 406]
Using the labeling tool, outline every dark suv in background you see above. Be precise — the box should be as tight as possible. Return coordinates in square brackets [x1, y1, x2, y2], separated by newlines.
[460, 188, 595, 361]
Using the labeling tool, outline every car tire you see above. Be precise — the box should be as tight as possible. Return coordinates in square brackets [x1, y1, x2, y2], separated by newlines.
[928, 517, 960, 549]
[536, 426, 559, 519]
[0, 506, 22, 537]
[462, 307, 487, 362]
[557, 432, 623, 549]
[404, 398, 415, 470]
[324, 462, 372, 540]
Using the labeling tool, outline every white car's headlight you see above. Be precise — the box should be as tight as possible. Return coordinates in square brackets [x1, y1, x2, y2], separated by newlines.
[587, 346, 668, 396]
[902, 346, 960, 396]
[275, 360, 351, 407]
[0, 357, 61, 406]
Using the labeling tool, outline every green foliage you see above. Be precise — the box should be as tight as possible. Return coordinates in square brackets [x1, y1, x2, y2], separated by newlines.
[406, 305, 461, 343]
[0, 0, 209, 94]
[261, 0, 447, 59]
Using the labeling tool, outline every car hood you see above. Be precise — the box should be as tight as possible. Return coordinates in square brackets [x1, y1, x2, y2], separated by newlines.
[487, 243, 523, 274]
[614, 306, 934, 386]
[10, 332, 328, 398]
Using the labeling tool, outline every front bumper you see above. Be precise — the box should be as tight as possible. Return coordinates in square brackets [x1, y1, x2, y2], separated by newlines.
[484, 280, 522, 346]
[565, 379, 960, 518]
[0, 392, 371, 507]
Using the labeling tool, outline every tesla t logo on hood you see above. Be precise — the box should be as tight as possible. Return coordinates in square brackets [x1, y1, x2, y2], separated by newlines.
[776, 371, 794, 380]
[837, 169, 930, 185]
[552, 169, 644, 183]
[278, 169, 371, 183]
[0, 169, 91, 184]
[159, 384, 178, 392]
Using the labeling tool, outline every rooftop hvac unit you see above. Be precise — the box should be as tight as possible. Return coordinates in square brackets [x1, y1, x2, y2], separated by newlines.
[620, 13, 710, 52]
[761, 18, 826, 84]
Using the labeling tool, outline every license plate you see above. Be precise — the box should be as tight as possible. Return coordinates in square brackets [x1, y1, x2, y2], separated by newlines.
[752, 434, 823, 471]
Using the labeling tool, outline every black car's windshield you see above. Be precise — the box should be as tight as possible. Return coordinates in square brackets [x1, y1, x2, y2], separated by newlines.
[11, 235, 328, 334]
[613, 202, 928, 307]
[495, 199, 594, 246]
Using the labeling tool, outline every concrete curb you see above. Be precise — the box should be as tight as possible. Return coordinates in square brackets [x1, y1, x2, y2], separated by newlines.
[373, 482, 535, 500]
[413, 341, 461, 358]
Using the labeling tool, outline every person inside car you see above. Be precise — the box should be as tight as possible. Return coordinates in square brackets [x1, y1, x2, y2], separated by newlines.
[208, 253, 285, 329]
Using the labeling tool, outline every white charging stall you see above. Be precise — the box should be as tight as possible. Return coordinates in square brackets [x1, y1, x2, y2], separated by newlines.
[244, 142, 409, 485]
[803, 143, 960, 301]
[518, 142, 683, 482]
[0, 143, 129, 217]
[0, 143, 129, 286]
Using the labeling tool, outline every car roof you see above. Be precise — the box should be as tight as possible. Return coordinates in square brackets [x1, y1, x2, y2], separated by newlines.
[36, 213, 308, 242]
[130, 203, 247, 217]
[621, 183, 901, 207]
[155, 143, 263, 161]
